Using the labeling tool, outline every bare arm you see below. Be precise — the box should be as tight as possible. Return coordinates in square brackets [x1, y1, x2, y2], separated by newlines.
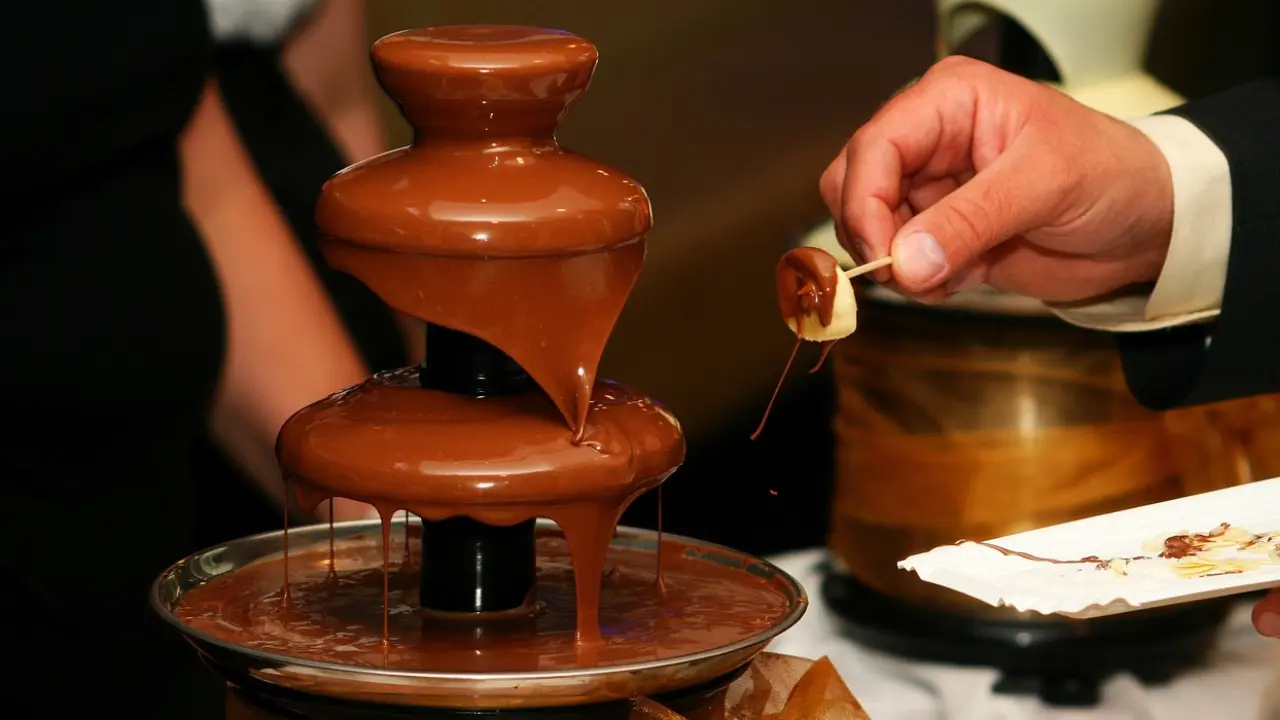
[180, 80, 375, 521]
[280, 0, 385, 163]
[281, 0, 425, 363]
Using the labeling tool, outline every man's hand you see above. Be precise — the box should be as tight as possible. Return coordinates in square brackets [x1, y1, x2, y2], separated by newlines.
[1254, 588, 1280, 638]
[820, 56, 1175, 304]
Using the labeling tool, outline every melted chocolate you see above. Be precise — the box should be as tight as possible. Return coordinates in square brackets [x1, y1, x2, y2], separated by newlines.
[962, 524, 1238, 568]
[315, 26, 652, 437]
[1160, 523, 1231, 560]
[962, 540, 1108, 567]
[752, 248, 844, 440]
[279, 368, 684, 643]
[262, 25, 697, 664]
[280, 370, 682, 517]
[177, 528, 791, 672]
[809, 341, 837, 374]
[775, 248, 842, 331]
[181, 25, 808, 710]
[749, 339, 801, 442]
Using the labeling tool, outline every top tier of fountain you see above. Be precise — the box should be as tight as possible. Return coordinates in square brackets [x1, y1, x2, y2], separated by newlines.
[313, 26, 653, 432]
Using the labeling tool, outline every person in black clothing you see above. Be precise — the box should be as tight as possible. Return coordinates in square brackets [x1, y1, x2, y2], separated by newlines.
[820, 56, 1280, 638]
[0, 1, 399, 716]
[195, 0, 412, 546]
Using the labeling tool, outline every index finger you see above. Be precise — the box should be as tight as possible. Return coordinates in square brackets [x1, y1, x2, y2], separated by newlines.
[839, 67, 980, 260]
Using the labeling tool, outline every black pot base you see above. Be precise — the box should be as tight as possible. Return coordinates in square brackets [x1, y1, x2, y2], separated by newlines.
[820, 563, 1231, 707]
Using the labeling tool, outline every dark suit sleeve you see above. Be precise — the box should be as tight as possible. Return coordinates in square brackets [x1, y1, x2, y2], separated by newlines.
[1118, 78, 1280, 410]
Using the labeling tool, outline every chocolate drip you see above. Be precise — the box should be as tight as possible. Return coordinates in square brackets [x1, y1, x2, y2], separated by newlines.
[809, 341, 837, 374]
[750, 337, 802, 442]
[962, 540, 1109, 566]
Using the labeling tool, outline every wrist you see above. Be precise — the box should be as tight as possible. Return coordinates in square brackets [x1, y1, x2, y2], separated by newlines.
[1123, 120, 1176, 286]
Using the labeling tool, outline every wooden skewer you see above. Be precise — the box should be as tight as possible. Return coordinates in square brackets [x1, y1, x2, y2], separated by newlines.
[844, 256, 893, 279]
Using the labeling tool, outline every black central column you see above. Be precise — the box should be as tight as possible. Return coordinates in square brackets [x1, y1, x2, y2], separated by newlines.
[416, 323, 537, 613]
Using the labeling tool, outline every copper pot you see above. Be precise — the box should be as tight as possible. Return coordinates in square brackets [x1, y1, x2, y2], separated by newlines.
[828, 285, 1273, 618]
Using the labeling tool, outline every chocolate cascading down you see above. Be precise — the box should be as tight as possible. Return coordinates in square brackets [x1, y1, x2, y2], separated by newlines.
[159, 25, 817, 716]
[274, 26, 685, 644]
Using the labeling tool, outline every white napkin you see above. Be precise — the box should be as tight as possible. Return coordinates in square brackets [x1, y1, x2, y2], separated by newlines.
[899, 478, 1280, 618]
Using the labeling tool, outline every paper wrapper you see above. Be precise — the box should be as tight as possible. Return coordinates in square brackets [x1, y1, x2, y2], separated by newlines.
[723, 653, 869, 720]
[629, 653, 869, 719]
[898, 477, 1280, 618]
[624, 650, 865, 717]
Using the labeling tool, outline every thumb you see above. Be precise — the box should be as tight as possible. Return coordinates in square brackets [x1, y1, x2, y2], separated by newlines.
[1254, 588, 1280, 638]
[890, 152, 1053, 293]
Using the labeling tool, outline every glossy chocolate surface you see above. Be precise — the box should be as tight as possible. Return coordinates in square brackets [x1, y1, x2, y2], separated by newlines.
[775, 247, 841, 330]
[162, 25, 801, 709]
[315, 26, 653, 433]
[178, 527, 791, 672]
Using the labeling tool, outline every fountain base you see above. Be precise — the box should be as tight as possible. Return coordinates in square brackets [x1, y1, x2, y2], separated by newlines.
[153, 519, 805, 711]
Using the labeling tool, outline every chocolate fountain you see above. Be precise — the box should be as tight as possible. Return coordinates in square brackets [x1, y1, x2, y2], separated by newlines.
[151, 26, 815, 719]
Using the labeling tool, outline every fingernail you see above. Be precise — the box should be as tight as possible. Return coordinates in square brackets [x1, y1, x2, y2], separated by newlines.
[1257, 611, 1280, 638]
[894, 231, 948, 286]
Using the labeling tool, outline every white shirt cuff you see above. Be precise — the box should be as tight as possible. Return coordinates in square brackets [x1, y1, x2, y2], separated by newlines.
[205, 0, 320, 44]
[1051, 114, 1232, 333]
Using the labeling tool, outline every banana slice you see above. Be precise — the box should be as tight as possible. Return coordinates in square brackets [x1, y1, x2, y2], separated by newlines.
[777, 247, 858, 342]
[785, 270, 857, 341]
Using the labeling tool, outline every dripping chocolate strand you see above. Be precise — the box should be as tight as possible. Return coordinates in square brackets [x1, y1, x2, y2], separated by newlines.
[327, 498, 336, 580]
[400, 509, 415, 591]
[380, 511, 392, 652]
[750, 337, 802, 441]
[281, 478, 292, 609]
[962, 540, 1109, 566]
[656, 485, 666, 595]
[809, 341, 838, 373]
[400, 509, 411, 568]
